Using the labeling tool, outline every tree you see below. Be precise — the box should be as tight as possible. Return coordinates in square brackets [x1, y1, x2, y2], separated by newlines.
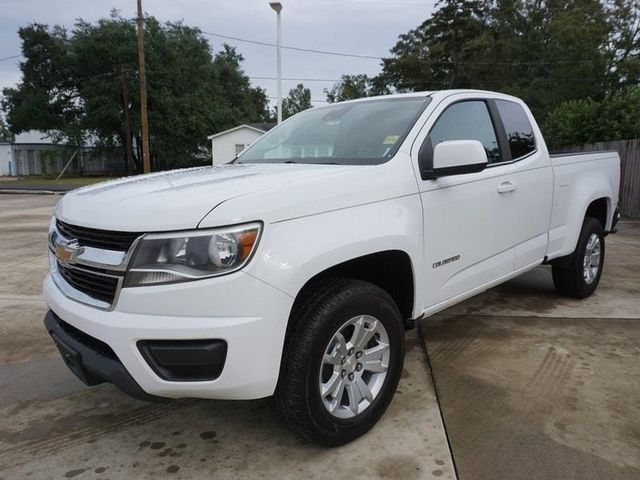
[282, 83, 311, 118]
[378, 0, 486, 92]
[543, 87, 640, 147]
[0, 117, 12, 142]
[1, 12, 270, 170]
[326, 74, 386, 103]
[369, 0, 627, 122]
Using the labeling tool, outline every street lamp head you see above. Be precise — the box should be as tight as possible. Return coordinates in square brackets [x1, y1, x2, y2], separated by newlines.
[269, 2, 283, 13]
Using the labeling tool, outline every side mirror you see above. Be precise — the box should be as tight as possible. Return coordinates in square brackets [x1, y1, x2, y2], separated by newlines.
[429, 140, 488, 178]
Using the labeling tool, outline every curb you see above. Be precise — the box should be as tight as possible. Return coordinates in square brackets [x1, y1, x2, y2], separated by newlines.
[0, 189, 66, 195]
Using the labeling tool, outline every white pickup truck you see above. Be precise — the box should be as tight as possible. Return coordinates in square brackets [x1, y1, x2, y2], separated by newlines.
[44, 90, 620, 445]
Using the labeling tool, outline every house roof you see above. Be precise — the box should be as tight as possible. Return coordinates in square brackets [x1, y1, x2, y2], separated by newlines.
[13, 130, 53, 145]
[1, 130, 100, 147]
[207, 122, 276, 140]
[247, 122, 276, 132]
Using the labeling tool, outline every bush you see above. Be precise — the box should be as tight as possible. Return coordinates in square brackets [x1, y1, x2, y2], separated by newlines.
[543, 88, 640, 148]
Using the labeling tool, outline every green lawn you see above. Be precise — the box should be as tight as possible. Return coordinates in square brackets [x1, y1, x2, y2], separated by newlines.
[14, 176, 118, 186]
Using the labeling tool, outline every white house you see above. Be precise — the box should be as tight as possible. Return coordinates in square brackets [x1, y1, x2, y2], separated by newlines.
[207, 123, 275, 165]
[0, 130, 123, 177]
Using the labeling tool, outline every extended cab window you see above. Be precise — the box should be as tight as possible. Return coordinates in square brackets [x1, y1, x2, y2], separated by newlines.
[429, 101, 501, 163]
[495, 100, 536, 159]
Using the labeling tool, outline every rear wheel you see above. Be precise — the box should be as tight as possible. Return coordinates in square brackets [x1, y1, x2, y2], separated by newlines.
[274, 278, 405, 446]
[552, 217, 605, 298]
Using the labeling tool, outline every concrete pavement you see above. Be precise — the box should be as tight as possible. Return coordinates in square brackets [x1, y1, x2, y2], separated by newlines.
[2, 192, 639, 480]
[0, 194, 455, 480]
[421, 221, 640, 480]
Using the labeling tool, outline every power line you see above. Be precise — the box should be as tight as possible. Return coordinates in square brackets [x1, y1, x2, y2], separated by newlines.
[202, 31, 614, 66]
[202, 31, 382, 60]
[268, 95, 328, 103]
[251, 76, 340, 82]
[314, 0, 435, 6]
[0, 54, 21, 62]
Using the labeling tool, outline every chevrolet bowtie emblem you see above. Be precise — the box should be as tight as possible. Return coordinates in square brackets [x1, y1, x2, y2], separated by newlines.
[55, 240, 84, 264]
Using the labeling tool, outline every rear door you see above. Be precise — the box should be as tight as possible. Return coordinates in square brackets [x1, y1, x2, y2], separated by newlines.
[492, 99, 553, 269]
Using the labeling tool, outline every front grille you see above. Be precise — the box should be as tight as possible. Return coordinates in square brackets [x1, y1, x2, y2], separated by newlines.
[57, 262, 121, 304]
[56, 219, 142, 252]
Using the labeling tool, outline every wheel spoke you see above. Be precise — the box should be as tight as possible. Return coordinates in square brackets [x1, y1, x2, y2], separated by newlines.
[323, 348, 340, 366]
[330, 379, 347, 413]
[355, 320, 378, 350]
[349, 316, 365, 349]
[322, 371, 342, 397]
[362, 343, 389, 373]
[346, 383, 362, 415]
[335, 332, 349, 357]
[355, 377, 373, 402]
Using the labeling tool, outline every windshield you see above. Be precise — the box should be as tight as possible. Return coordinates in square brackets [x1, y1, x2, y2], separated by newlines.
[238, 96, 431, 166]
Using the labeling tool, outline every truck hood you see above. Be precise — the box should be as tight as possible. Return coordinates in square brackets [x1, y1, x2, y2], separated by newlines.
[55, 164, 358, 231]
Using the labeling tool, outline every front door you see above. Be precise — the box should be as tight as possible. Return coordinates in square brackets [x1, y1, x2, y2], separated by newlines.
[414, 97, 519, 309]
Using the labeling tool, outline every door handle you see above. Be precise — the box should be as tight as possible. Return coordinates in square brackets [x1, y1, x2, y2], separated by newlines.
[497, 181, 517, 194]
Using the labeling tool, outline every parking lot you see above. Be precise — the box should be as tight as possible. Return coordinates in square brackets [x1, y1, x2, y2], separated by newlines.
[1, 193, 639, 479]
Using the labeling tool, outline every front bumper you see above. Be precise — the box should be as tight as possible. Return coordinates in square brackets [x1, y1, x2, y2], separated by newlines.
[44, 310, 165, 402]
[43, 271, 293, 400]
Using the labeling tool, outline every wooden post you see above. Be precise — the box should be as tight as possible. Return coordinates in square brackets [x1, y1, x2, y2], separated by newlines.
[136, 0, 151, 173]
[121, 66, 135, 175]
[55, 151, 77, 182]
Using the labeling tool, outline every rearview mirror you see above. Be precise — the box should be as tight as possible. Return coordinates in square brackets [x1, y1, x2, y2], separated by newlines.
[430, 140, 488, 178]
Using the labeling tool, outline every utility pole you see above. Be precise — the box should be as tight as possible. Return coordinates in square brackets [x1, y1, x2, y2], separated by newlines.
[120, 66, 134, 175]
[269, 2, 283, 124]
[136, 0, 151, 173]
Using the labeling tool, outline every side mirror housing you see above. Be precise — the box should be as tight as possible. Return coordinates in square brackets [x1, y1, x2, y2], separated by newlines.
[424, 140, 488, 179]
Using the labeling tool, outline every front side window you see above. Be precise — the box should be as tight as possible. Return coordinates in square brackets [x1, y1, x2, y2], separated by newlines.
[235, 144, 246, 156]
[428, 101, 501, 164]
[239, 97, 431, 166]
[495, 100, 536, 159]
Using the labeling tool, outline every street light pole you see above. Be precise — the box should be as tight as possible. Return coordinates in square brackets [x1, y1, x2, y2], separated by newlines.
[269, 2, 283, 124]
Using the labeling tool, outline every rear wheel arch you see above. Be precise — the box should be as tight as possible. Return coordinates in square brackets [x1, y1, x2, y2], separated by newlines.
[584, 197, 610, 230]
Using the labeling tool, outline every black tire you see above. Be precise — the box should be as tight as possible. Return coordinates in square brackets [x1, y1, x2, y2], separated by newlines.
[552, 217, 605, 299]
[273, 278, 405, 446]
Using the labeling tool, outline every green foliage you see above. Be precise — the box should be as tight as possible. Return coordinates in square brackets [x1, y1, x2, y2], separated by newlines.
[325, 74, 387, 102]
[0, 118, 12, 142]
[332, 0, 639, 127]
[1, 12, 270, 170]
[543, 87, 640, 147]
[282, 83, 312, 118]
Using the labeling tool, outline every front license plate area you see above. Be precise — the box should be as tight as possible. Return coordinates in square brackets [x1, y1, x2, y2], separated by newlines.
[51, 333, 104, 386]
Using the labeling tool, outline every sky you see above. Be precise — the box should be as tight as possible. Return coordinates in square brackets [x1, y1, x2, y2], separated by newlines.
[0, 0, 437, 107]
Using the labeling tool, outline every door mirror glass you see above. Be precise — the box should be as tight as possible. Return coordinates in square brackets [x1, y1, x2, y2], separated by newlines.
[432, 140, 488, 177]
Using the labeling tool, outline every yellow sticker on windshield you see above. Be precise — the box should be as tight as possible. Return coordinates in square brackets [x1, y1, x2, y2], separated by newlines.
[383, 135, 400, 145]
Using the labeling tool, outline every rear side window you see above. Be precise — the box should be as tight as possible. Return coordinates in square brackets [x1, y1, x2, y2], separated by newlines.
[428, 101, 502, 163]
[495, 100, 536, 159]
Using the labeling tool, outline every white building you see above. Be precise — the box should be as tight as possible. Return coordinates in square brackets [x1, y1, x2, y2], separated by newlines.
[0, 130, 123, 177]
[0, 130, 53, 176]
[207, 123, 275, 165]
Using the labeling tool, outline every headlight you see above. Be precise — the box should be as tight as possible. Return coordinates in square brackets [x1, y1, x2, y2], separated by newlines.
[125, 222, 262, 287]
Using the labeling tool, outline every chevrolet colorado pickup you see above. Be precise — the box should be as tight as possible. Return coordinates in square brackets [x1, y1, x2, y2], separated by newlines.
[44, 90, 621, 446]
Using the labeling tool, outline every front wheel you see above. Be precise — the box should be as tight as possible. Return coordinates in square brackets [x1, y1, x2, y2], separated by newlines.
[274, 278, 405, 446]
[552, 217, 605, 299]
